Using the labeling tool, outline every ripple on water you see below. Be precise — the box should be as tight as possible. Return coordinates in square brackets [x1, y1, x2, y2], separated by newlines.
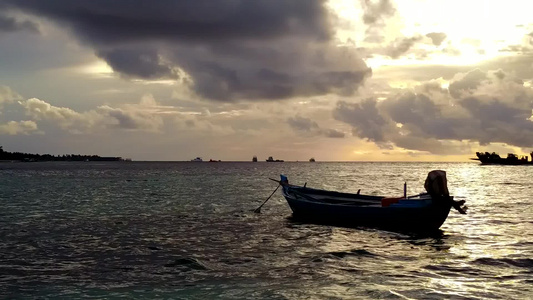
[472, 257, 533, 269]
[1, 162, 532, 299]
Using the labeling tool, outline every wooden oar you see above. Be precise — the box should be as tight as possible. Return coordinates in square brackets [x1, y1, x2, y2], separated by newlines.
[268, 178, 285, 184]
[254, 184, 280, 213]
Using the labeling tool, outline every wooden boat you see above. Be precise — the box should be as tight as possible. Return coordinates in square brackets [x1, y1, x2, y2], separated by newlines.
[278, 172, 465, 232]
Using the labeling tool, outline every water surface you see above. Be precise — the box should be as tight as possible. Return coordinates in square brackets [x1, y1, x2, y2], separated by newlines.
[0, 162, 531, 299]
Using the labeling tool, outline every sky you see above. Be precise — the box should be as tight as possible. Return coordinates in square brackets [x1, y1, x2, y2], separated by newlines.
[0, 0, 532, 161]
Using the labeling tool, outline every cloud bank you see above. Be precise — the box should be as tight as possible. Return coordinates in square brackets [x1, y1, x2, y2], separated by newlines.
[334, 69, 533, 153]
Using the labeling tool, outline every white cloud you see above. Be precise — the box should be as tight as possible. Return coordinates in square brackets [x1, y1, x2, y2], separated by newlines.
[0, 85, 22, 106]
[96, 105, 163, 132]
[0, 120, 38, 135]
[19, 97, 164, 133]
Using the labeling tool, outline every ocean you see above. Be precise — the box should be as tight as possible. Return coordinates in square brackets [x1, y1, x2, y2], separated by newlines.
[0, 161, 531, 299]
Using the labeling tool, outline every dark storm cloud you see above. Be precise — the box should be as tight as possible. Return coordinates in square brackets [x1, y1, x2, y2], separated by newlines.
[0, 0, 330, 43]
[420, 71, 533, 147]
[425, 32, 447, 46]
[334, 69, 533, 153]
[458, 96, 533, 147]
[97, 48, 179, 80]
[0, 0, 371, 101]
[333, 98, 392, 143]
[380, 92, 460, 140]
[0, 13, 39, 33]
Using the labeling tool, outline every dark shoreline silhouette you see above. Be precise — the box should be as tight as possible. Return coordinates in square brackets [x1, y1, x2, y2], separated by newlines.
[0, 146, 124, 162]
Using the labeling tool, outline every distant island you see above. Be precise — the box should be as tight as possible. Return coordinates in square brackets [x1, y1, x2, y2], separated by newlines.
[0, 146, 126, 162]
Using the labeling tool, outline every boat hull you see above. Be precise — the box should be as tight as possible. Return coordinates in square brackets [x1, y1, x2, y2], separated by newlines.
[282, 186, 452, 232]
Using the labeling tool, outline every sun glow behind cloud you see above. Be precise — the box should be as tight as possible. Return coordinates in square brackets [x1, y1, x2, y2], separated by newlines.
[77, 60, 114, 77]
[398, 0, 532, 42]
[330, 0, 533, 70]
[396, 0, 532, 62]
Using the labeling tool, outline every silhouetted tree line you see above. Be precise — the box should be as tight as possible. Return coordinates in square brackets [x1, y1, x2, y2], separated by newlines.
[0, 146, 122, 162]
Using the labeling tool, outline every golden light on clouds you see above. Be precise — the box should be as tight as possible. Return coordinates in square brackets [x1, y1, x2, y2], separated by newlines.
[2, 0, 533, 161]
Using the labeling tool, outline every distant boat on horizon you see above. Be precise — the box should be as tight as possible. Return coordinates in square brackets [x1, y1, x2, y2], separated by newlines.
[252, 156, 258, 162]
[309, 157, 316, 162]
[472, 151, 533, 165]
[191, 157, 203, 162]
[209, 159, 221, 162]
[266, 156, 284, 162]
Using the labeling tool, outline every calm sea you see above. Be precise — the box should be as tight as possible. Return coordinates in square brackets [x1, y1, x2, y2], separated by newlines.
[0, 161, 531, 299]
